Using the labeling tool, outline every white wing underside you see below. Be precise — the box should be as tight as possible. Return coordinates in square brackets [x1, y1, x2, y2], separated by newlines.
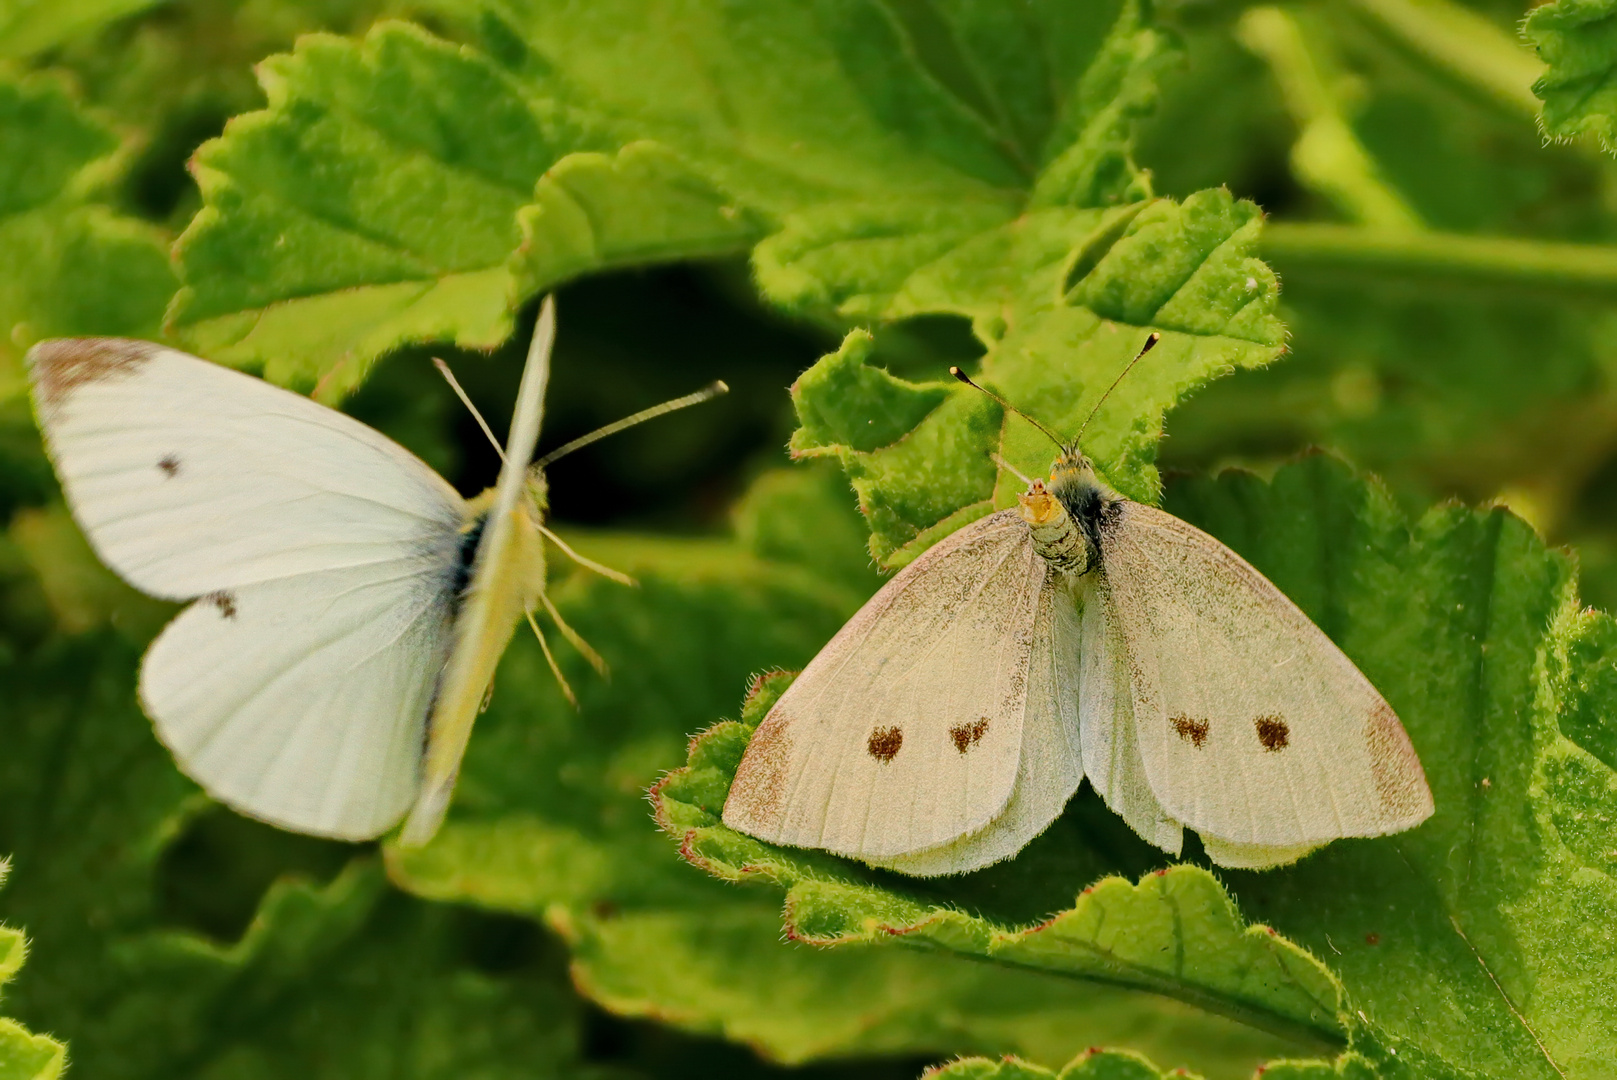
[724, 511, 1056, 863]
[1098, 502, 1432, 863]
[29, 339, 466, 840]
[30, 340, 463, 598]
[141, 560, 455, 839]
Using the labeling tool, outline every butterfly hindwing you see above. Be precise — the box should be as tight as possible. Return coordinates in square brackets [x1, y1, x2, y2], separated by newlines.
[141, 559, 457, 839]
[724, 510, 1044, 862]
[1076, 574, 1185, 856]
[1098, 502, 1433, 864]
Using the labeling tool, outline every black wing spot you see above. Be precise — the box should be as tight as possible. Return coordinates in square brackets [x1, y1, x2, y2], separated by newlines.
[867, 726, 903, 763]
[206, 590, 237, 619]
[157, 455, 180, 477]
[949, 718, 989, 753]
[1170, 714, 1209, 748]
[1255, 715, 1289, 751]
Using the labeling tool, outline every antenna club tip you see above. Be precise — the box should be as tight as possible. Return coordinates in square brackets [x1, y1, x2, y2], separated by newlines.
[1141, 332, 1162, 353]
[712, 380, 730, 395]
[949, 366, 970, 383]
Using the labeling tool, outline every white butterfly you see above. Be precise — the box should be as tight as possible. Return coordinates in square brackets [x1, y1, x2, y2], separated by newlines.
[722, 339, 1433, 874]
[27, 300, 720, 846]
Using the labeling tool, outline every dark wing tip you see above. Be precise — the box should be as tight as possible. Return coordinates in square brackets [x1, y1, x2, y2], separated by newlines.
[28, 337, 162, 413]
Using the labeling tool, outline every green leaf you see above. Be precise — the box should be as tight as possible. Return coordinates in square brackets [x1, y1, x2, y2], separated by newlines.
[386, 477, 1301, 1078]
[0, 864, 65, 1080]
[920, 1049, 1178, 1080]
[1529, 0, 1617, 152]
[924, 1047, 1382, 1080]
[168, 18, 757, 396]
[168, 1, 1282, 415]
[0, 72, 176, 398]
[789, 187, 1282, 566]
[657, 456, 1617, 1079]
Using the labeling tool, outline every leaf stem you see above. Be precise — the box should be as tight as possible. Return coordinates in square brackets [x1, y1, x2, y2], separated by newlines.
[1339, 0, 1543, 123]
[1238, 7, 1424, 230]
[1262, 222, 1617, 298]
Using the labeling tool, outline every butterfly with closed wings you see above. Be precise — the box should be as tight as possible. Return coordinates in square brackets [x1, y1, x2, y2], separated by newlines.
[27, 298, 725, 847]
[723, 333, 1433, 874]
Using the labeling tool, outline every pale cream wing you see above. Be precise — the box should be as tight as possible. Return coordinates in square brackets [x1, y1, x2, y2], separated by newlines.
[723, 510, 1045, 862]
[1076, 573, 1184, 856]
[1099, 502, 1432, 866]
[872, 572, 1085, 876]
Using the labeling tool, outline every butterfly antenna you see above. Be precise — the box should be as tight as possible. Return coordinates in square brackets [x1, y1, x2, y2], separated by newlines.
[1075, 332, 1162, 441]
[950, 368, 1065, 450]
[533, 381, 729, 470]
[990, 452, 1034, 486]
[433, 357, 509, 465]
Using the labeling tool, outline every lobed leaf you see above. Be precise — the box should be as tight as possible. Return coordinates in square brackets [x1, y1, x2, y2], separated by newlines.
[1529, 0, 1617, 152]
[0, 864, 64, 1080]
[656, 455, 1617, 1079]
[167, 0, 1283, 421]
[790, 187, 1282, 566]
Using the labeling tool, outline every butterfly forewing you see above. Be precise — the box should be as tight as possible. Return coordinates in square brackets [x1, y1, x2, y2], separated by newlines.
[1099, 503, 1433, 859]
[871, 572, 1085, 876]
[30, 339, 465, 598]
[724, 510, 1043, 861]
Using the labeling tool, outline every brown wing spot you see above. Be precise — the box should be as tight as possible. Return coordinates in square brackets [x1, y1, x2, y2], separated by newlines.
[949, 718, 989, 753]
[157, 455, 181, 477]
[1170, 714, 1209, 748]
[206, 590, 237, 619]
[29, 338, 160, 414]
[727, 713, 794, 826]
[1364, 700, 1432, 818]
[867, 726, 903, 763]
[1254, 715, 1289, 751]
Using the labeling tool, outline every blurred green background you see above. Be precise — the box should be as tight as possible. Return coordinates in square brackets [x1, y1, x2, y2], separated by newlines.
[3, 0, 1617, 1077]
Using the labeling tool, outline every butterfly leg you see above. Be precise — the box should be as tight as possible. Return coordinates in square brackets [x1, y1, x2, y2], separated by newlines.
[525, 609, 579, 708]
[537, 523, 636, 586]
[540, 592, 609, 678]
